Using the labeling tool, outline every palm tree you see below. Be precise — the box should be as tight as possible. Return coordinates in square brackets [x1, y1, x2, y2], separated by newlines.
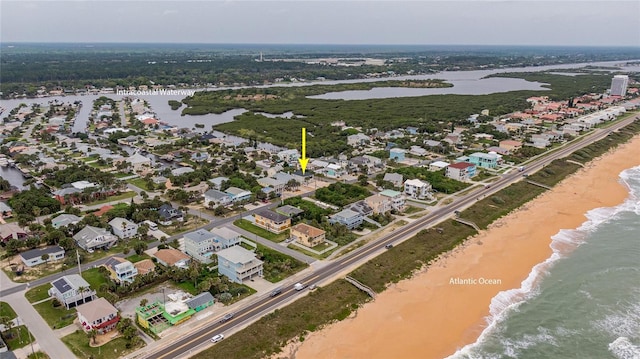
[41, 253, 50, 267]
[87, 328, 98, 345]
[78, 286, 89, 305]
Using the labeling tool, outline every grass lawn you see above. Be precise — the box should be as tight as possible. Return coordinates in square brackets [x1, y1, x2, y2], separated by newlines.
[402, 205, 423, 215]
[114, 172, 133, 178]
[286, 244, 335, 260]
[159, 216, 208, 236]
[82, 268, 110, 289]
[258, 243, 307, 283]
[127, 178, 151, 191]
[0, 302, 17, 320]
[233, 219, 288, 242]
[84, 191, 136, 206]
[27, 352, 50, 359]
[25, 284, 51, 303]
[33, 300, 77, 329]
[173, 280, 198, 295]
[62, 330, 144, 359]
[2, 325, 35, 350]
[126, 253, 150, 263]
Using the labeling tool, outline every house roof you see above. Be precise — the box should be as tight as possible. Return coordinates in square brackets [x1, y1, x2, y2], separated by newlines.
[383, 173, 403, 183]
[126, 152, 151, 164]
[76, 297, 118, 323]
[225, 187, 250, 196]
[448, 162, 476, 169]
[108, 217, 136, 229]
[73, 225, 113, 244]
[0, 202, 12, 213]
[154, 249, 190, 266]
[0, 223, 27, 240]
[52, 274, 90, 294]
[104, 257, 130, 271]
[212, 227, 241, 241]
[380, 189, 402, 198]
[332, 208, 360, 219]
[255, 210, 289, 223]
[291, 223, 325, 238]
[185, 292, 214, 309]
[184, 229, 216, 244]
[275, 205, 304, 217]
[51, 214, 82, 227]
[217, 245, 260, 265]
[134, 259, 156, 274]
[20, 246, 65, 261]
[204, 189, 231, 200]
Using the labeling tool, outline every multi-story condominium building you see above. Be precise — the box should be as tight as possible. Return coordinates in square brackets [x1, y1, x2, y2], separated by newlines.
[610, 75, 629, 96]
[446, 162, 477, 182]
[108, 217, 139, 239]
[404, 179, 433, 200]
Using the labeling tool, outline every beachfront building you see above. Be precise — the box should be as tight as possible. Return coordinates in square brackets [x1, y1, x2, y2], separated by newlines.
[610, 75, 629, 96]
[76, 297, 120, 334]
[468, 152, 500, 169]
[446, 162, 477, 182]
[216, 246, 264, 283]
[404, 179, 433, 200]
[108, 217, 139, 239]
[365, 194, 391, 215]
[329, 209, 363, 229]
[290, 223, 326, 248]
[185, 292, 215, 312]
[20, 246, 65, 267]
[48, 274, 97, 309]
[254, 210, 291, 234]
[380, 189, 406, 212]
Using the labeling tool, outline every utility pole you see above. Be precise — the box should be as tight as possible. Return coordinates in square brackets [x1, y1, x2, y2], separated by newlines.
[77, 249, 82, 276]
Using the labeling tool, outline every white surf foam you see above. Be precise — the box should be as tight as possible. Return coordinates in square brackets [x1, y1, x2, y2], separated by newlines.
[609, 337, 640, 359]
[446, 166, 640, 359]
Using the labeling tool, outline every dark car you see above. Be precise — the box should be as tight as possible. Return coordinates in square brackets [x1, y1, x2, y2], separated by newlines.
[269, 288, 283, 297]
[219, 313, 234, 323]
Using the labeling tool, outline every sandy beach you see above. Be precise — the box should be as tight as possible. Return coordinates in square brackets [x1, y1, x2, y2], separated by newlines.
[292, 135, 640, 359]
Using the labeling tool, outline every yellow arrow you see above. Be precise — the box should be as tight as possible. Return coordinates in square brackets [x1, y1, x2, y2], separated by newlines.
[298, 127, 309, 174]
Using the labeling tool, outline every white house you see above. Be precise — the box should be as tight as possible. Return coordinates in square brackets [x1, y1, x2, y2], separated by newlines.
[20, 246, 65, 267]
[404, 179, 433, 200]
[108, 218, 139, 239]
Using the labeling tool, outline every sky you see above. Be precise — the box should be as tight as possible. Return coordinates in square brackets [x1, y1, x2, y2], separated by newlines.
[1, 0, 639, 46]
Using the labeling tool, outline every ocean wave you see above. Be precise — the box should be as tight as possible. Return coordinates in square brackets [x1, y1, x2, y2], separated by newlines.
[445, 166, 640, 359]
[593, 302, 640, 339]
[609, 337, 640, 359]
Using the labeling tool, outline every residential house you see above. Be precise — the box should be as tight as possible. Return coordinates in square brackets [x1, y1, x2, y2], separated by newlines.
[409, 146, 428, 157]
[20, 246, 65, 267]
[51, 214, 82, 229]
[348, 200, 374, 217]
[204, 189, 232, 207]
[379, 189, 406, 212]
[73, 225, 118, 251]
[185, 292, 215, 312]
[225, 187, 252, 203]
[48, 274, 97, 309]
[499, 140, 523, 152]
[468, 152, 500, 169]
[275, 205, 304, 218]
[52, 187, 82, 204]
[429, 161, 449, 172]
[404, 179, 433, 200]
[0, 223, 28, 242]
[208, 177, 229, 190]
[134, 259, 156, 276]
[383, 173, 403, 187]
[124, 152, 151, 173]
[211, 227, 242, 250]
[216, 246, 264, 283]
[171, 167, 194, 177]
[104, 257, 138, 284]
[76, 297, 120, 334]
[153, 248, 190, 268]
[389, 148, 406, 161]
[277, 149, 300, 166]
[325, 163, 346, 178]
[365, 194, 392, 215]
[191, 152, 209, 162]
[423, 139, 442, 148]
[257, 177, 286, 196]
[347, 133, 370, 146]
[184, 229, 218, 264]
[254, 210, 291, 234]
[290, 223, 326, 247]
[329, 209, 363, 229]
[446, 162, 477, 182]
[0, 202, 12, 218]
[158, 204, 183, 225]
[108, 217, 139, 239]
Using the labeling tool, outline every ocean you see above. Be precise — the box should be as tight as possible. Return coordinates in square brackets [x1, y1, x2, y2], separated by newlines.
[449, 166, 640, 359]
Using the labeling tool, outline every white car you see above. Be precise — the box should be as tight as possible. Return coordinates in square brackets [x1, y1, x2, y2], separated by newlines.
[211, 334, 225, 343]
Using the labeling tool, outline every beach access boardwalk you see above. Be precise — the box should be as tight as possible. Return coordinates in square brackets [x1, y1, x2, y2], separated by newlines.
[345, 276, 377, 298]
[526, 180, 552, 190]
[453, 218, 480, 231]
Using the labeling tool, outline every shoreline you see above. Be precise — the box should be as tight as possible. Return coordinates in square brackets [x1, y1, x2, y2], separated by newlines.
[292, 135, 640, 359]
